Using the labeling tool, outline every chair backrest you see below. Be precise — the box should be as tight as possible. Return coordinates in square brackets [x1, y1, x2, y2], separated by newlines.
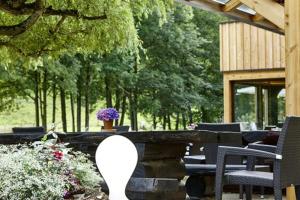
[12, 127, 45, 134]
[189, 130, 218, 156]
[275, 117, 300, 187]
[114, 126, 130, 132]
[204, 131, 243, 164]
[101, 125, 130, 132]
[196, 123, 241, 133]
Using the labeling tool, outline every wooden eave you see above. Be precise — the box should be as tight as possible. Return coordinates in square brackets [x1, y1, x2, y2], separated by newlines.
[176, 0, 284, 34]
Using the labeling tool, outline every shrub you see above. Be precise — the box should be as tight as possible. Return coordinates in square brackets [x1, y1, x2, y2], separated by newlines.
[0, 138, 102, 200]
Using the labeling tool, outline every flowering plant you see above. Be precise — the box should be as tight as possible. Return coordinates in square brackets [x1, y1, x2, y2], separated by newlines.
[0, 136, 103, 200]
[96, 108, 119, 121]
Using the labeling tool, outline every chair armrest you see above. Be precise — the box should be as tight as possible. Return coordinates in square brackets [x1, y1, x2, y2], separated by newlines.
[215, 146, 281, 185]
[247, 143, 277, 153]
[218, 146, 281, 160]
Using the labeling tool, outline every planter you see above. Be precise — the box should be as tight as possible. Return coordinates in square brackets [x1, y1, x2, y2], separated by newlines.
[103, 120, 113, 130]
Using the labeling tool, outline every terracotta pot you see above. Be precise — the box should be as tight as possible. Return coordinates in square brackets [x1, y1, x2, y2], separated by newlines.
[103, 120, 113, 130]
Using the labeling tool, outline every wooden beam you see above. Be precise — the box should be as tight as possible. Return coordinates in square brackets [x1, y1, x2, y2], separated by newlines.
[252, 14, 264, 21]
[175, 0, 283, 34]
[240, 0, 284, 30]
[222, 0, 241, 12]
[223, 70, 285, 81]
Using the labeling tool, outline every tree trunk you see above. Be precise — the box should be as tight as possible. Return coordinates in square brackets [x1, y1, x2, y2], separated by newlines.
[153, 114, 157, 130]
[105, 74, 112, 108]
[129, 91, 138, 131]
[119, 94, 127, 126]
[60, 87, 67, 132]
[132, 56, 139, 130]
[34, 71, 40, 127]
[175, 113, 180, 130]
[163, 115, 167, 130]
[39, 85, 43, 128]
[85, 65, 90, 130]
[76, 72, 82, 132]
[42, 69, 47, 130]
[188, 106, 193, 125]
[70, 94, 75, 132]
[168, 114, 171, 130]
[114, 87, 121, 126]
[52, 83, 56, 123]
[182, 113, 187, 130]
[201, 106, 208, 122]
[129, 93, 135, 130]
[133, 91, 138, 131]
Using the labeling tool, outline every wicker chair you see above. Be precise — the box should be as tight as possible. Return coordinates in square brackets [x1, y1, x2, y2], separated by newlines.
[12, 126, 45, 134]
[101, 125, 130, 132]
[215, 116, 300, 200]
[196, 122, 241, 132]
[184, 123, 243, 198]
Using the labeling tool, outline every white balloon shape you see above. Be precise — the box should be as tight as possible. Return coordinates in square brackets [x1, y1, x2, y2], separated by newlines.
[95, 135, 138, 200]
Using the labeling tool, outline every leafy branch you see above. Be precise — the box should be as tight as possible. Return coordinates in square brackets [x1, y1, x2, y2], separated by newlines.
[0, 0, 107, 36]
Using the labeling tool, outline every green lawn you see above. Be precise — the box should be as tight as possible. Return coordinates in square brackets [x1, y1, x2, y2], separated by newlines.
[0, 97, 141, 133]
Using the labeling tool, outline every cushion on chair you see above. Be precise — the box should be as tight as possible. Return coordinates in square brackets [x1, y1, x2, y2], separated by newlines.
[225, 170, 273, 187]
[185, 164, 269, 176]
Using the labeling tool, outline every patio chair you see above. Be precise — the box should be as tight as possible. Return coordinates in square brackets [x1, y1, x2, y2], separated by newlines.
[196, 122, 241, 132]
[215, 116, 300, 200]
[12, 126, 45, 134]
[186, 122, 241, 162]
[114, 125, 130, 132]
[185, 131, 245, 198]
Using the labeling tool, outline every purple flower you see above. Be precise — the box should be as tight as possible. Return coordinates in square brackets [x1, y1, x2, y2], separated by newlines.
[96, 108, 119, 121]
[63, 191, 71, 199]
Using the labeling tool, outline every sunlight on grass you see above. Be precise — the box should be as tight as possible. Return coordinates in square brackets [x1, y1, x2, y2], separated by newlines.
[0, 97, 153, 133]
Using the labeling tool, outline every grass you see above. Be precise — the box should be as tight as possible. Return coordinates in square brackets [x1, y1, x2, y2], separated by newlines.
[0, 96, 142, 133]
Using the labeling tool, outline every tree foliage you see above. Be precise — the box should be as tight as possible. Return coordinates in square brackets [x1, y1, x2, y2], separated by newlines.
[0, 3, 227, 131]
[0, 0, 172, 58]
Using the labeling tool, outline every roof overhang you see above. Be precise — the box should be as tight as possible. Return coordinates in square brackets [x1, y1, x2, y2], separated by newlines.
[176, 0, 284, 34]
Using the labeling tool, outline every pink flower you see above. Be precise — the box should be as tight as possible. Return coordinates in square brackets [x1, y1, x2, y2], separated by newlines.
[53, 151, 63, 160]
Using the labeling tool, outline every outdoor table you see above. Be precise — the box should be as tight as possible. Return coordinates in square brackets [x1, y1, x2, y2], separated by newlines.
[0, 130, 201, 200]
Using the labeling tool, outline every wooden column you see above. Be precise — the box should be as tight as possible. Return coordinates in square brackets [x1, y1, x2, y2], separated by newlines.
[285, 0, 300, 115]
[223, 74, 234, 123]
[285, 0, 300, 199]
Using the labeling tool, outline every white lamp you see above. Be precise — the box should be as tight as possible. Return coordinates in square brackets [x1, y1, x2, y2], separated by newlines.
[95, 135, 138, 200]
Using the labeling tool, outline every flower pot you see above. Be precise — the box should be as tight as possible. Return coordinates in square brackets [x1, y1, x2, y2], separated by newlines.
[103, 120, 113, 130]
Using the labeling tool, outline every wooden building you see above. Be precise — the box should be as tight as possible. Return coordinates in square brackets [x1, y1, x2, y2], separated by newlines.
[220, 21, 285, 128]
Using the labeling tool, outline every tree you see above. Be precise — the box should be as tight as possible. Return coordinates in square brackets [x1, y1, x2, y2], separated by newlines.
[0, 0, 172, 58]
[192, 9, 226, 122]
[138, 4, 211, 129]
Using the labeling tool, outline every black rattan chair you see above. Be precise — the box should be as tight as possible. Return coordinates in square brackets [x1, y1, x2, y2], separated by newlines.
[101, 125, 130, 132]
[196, 123, 241, 133]
[12, 126, 45, 134]
[215, 116, 300, 200]
[185, 131, 246, 198]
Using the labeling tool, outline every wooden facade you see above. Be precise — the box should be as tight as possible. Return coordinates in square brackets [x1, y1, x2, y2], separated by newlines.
[220, 22, 286, 124]
[220, 22, 285, 72]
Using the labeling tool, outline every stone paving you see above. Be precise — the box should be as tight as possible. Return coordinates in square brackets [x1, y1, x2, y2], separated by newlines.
[190, 194, 285, 200]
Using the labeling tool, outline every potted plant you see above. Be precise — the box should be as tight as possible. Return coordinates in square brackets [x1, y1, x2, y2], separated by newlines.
[96, 108, 119, 130]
